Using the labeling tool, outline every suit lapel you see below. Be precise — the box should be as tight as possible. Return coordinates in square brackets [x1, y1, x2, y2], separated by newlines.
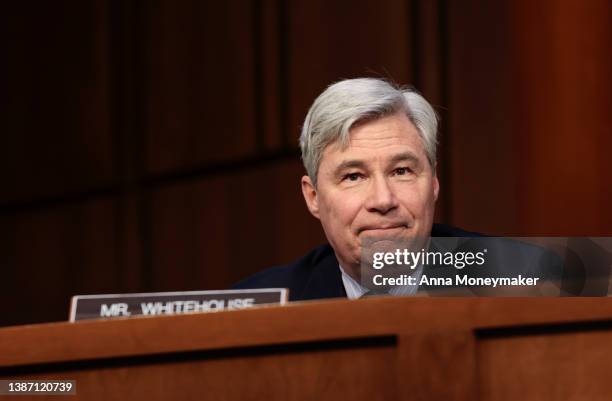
[298, 249, 347, 300]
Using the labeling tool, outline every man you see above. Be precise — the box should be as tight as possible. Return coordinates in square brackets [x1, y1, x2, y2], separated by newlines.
[234, 78, 485, 300]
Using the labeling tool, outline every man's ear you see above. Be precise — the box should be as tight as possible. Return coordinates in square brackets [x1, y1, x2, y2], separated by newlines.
[301, 175, 320, 219]
[433, 173, 440, 202]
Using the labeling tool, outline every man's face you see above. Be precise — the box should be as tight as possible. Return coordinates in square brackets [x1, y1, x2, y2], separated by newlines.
[301, 112, 439, 276]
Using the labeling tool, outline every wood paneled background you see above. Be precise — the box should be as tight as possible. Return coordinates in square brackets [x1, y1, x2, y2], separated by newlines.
[1, 0, 610, 327]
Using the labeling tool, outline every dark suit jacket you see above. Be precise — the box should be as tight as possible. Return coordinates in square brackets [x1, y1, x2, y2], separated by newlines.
[232, 223, 481, 301]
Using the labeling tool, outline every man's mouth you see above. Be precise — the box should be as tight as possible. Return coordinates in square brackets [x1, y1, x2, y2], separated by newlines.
[359, 224, 408, 235]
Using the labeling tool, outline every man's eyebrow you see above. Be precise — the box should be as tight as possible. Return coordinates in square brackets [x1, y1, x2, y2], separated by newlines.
[389, 152, 422, 166]
[333, 160, 366, 176]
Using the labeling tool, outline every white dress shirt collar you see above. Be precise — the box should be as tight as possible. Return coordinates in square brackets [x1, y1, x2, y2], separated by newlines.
[339, 265, 423, 299]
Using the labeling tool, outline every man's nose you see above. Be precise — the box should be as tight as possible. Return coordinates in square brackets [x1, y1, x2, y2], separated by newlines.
[364, 176, 398, 214]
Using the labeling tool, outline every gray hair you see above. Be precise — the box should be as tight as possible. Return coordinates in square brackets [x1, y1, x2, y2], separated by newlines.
[299, 78, 438, 185]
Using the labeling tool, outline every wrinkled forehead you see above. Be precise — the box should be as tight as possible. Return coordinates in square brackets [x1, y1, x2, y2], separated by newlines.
[323, 114, 426, 161]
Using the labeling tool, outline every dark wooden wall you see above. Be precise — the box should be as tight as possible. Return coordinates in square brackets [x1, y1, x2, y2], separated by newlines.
[447, 0, 612, 236]
[1, 0, 610, 327]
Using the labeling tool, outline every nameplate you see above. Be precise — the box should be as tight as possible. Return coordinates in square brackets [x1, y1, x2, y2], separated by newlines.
[69, 288, 288, 322]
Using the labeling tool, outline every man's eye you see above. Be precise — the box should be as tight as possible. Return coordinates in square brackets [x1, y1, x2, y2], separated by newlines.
[343, 172, 363, 182]
[394, 167, 412, 176]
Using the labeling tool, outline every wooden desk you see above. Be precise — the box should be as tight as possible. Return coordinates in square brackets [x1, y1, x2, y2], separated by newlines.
[1, 297, 611, 400]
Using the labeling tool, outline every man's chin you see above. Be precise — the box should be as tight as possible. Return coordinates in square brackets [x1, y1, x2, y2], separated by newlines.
[359, 231, 423, 249]
[362, 238, 402, 255]
[359, 226, 408, 238]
